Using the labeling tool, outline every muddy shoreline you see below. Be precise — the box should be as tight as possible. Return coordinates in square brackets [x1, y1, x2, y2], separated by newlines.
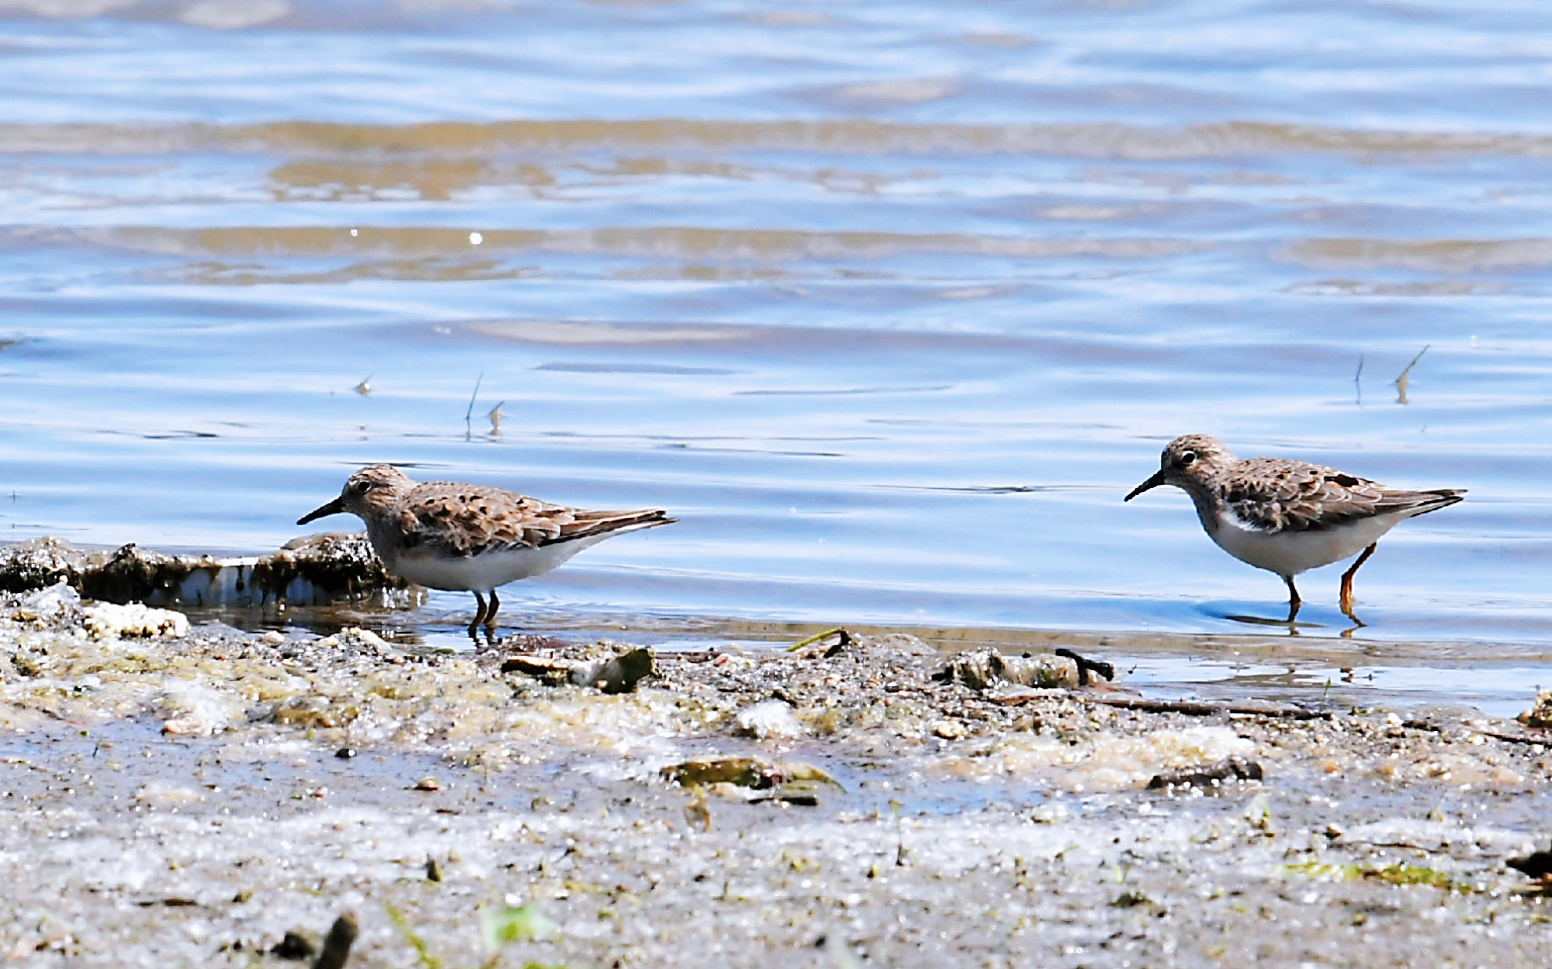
[2, 593, 1551, 967]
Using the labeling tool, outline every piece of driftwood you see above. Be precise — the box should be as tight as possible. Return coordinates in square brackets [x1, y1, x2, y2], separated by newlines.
[1403, 718, 1552, 747]
[1083, 695, 1331, 720]
[935, 649, 1078, 690]
[1147, 756, 1263, 789]
[1055, 647, 1114, 687]
[655, 649, 720, 663]
[987, 689, 1328, 720]
[1474, 727, 1552, 747]
[500, 647, 656, 694]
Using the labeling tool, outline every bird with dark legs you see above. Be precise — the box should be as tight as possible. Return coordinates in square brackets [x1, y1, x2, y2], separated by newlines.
[298, 465, 673, 642]
[1125, 435, 1463, 624]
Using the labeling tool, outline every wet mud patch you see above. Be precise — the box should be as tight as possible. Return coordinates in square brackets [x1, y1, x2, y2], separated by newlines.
[1, 608, 1551, 966]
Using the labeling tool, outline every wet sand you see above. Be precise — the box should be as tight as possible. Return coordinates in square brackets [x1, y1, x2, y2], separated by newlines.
[3, 594, 1551, 967]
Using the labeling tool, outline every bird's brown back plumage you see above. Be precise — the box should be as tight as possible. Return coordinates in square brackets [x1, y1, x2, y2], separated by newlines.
[1217, 458, 1465, 532]
[393, 481, 671, 557]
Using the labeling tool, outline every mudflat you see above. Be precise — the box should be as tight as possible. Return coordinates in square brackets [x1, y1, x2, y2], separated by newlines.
[2, 597, 1550, 967]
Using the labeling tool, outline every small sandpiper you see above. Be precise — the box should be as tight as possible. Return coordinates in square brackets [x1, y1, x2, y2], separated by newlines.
[1124, 435, 1464, 623]
[297, 465, 674, 640]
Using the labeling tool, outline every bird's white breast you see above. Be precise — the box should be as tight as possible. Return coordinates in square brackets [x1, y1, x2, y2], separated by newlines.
[1208, 509, 1403, 577]
[380, 532, 614, 591]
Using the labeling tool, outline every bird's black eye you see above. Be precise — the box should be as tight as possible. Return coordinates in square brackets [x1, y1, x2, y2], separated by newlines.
[353, 480, 372, 494]
[1179, 451, 1196, 466]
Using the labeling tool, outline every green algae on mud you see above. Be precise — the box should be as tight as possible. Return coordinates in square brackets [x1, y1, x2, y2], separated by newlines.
[2, 598, 1552, 966]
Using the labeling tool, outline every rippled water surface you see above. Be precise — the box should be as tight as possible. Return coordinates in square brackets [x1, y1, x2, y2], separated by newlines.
[4, 1, 1552, 705]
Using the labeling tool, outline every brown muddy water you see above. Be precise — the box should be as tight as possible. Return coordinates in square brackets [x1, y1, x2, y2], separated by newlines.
[3, 0, 1552, 963]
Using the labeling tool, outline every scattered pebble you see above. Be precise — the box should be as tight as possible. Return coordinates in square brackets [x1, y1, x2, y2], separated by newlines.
[271, 931, 315, 961]
[1518, 688, 1552, 728]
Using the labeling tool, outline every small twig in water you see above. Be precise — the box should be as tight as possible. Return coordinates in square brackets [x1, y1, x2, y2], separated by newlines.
[891, 798, 908, 867]
[787, 627, 850, 653]
[1076, 695, 1331, 720]
[1354, 354, 1364, 405]
[463, 371, 484, 439]
[1394, 345, 1429, 405]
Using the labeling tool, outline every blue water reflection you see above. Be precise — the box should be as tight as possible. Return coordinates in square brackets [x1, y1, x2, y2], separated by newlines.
[0, 2, 1549, 684]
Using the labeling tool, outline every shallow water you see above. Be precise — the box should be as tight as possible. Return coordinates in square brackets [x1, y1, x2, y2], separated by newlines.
[3, 1, 1552, 708]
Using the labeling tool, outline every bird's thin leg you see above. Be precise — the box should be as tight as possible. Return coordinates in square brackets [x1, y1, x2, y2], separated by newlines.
[483, 588, 501, 642]
[1283, 575, 1302, 623]
[1339, 543, 1378, 623]
[469, 590, 489, 641]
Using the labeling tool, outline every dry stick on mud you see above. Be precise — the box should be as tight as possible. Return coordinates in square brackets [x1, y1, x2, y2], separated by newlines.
[1079, 695, 1332, 720]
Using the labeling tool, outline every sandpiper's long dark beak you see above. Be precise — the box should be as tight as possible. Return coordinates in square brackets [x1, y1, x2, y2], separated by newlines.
[297, 496, 345, 525]
[1124, 469, 1168, 502]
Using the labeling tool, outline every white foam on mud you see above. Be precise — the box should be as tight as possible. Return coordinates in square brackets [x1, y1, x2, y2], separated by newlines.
[153, 677, 245, 736]
[1341, 818, 1535, 854]
[736, 700, 806, 741]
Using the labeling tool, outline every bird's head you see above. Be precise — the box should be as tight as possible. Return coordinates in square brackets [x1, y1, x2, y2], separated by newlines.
[1124, 434, 1236, 501]
[297, 464, 415, 525]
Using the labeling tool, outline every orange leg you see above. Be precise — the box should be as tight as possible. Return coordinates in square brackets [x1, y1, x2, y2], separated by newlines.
[1339, 543, 1378, 623]
[1283, 575, 1302, 623]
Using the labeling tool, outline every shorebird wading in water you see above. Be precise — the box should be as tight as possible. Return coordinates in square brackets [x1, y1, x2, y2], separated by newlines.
[1123, 435, 1464, 623]
[298, 465, 674, 640]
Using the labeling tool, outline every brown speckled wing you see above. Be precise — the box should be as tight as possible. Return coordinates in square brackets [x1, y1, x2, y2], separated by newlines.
[396, 483, 669, 556]
[1220, 459, 1463, 532]
[1219, 459, 1383, 532]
